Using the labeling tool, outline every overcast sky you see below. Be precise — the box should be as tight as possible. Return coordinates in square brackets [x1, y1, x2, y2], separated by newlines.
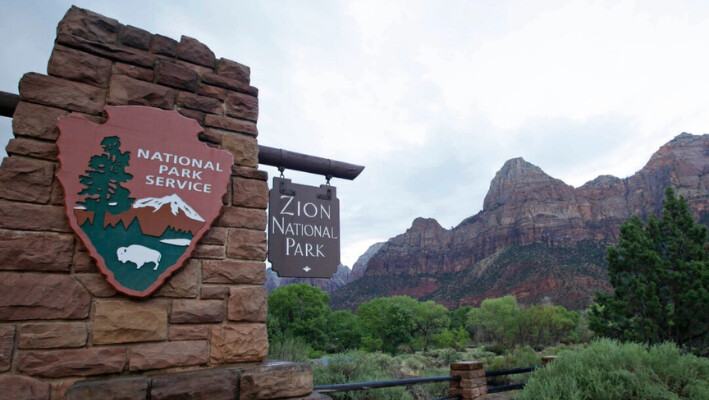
[2, 0, 708, 268]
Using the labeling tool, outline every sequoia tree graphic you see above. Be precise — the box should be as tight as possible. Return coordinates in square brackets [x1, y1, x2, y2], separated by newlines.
[78, 136, 135, 227]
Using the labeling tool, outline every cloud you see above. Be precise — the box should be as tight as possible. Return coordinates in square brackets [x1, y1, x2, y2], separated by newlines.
[1, 0, 708, 268]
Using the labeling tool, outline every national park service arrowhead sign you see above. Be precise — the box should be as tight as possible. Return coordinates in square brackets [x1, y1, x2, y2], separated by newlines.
[56, 106, 233, 297]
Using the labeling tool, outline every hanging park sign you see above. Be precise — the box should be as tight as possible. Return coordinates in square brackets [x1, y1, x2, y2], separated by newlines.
[268, 177, 340, 278]
[56, 106, 233, 297]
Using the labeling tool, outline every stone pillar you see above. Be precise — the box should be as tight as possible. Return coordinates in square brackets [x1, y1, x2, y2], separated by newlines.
[0, 5, 312, 400]
[449, 361, 488, 400]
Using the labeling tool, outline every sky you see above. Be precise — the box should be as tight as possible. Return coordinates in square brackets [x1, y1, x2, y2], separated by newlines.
[1, 0, 709, 269]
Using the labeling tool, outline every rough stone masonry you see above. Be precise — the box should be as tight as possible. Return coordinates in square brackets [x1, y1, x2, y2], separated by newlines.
[0, 6, 315, 400]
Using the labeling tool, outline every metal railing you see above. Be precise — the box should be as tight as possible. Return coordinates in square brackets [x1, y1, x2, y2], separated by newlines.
[314, 375, 462, 400]
[312, 364, 541, 399]
[485, 366, 538, 394]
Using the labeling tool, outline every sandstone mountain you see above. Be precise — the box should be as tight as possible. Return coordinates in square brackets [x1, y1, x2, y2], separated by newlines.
[330, 133, 709, 310]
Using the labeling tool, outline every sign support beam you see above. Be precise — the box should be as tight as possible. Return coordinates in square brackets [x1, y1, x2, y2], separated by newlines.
[0, 91, 365, 181]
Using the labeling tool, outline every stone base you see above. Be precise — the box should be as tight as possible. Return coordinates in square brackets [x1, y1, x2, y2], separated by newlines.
[63, 361, 312, 400]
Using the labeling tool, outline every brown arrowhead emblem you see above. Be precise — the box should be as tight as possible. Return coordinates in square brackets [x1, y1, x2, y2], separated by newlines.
[56, 106, 233, 297]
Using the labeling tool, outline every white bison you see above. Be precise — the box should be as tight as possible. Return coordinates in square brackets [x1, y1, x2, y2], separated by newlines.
[116, 245, 161, 270]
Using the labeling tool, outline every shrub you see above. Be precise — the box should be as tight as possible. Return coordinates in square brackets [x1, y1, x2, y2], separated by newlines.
[312, 351, 412, 400]
[520, 339, 709, 400]
[268, 335, 312, 363]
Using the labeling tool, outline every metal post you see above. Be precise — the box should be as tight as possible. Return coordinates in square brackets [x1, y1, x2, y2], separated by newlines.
[0, 91, 364, 180]
[0, 91, 19, 118]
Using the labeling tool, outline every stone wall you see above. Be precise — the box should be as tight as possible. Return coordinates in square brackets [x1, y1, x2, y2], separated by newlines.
[0, 6, 311, 400]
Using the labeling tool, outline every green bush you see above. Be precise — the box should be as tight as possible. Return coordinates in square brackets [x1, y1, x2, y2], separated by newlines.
[313, 351, 412, 400]
[268, 335, 312, 363]
[520, 339, 709, 400]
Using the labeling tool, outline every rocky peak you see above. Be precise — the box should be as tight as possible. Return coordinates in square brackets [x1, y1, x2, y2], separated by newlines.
[483, 157, 573, 211]
[348, 242, 385, 282]
[341, 133, 708, 309]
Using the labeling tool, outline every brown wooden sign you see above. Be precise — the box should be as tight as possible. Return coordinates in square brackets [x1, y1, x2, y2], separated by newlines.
[268, 177, 340, 278]
[56, 106, 233, 297]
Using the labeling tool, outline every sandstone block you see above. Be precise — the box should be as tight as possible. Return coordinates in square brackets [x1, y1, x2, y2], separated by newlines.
[170, 299, 224, 324]
[168, 324, 209, 341]
[210, 323, 268, 363]
[75, 273, 117, 297]
[157, 61, 198, 91]
[48, 45, 112, 87]
[227, 229, 267, 261]
[150, 34, 178, 57]
[0, 230, 74, 272]
[50, 178, 65, 205]
[18, 322, 87, 349]
[192, 244, 225, 259]
[451, 361, 484, 371]
[225, 92, 258, 122]
[0, 200, 70, 232]
[0, 325, 15, 371]
[128, 340, 208, 371]
[64, 377, 148, 400]
[0, 272, 90, 321]
[108, 74, 176, 110]
[17, 347, 126, 378]
[177, 35, 216, 67]
[114, 62, 154, 82]
[6, 138, 58, 161]
[202, 260, 266, 284]
[57, 6, 120, 44]
[0, 157, 55, 203]
[231, 166, 268, 181]
[177, 92, 223, 114]
[180, 108, 206, 125]
[199, 227, 228, 246]
[51, 378, 82, 400]
[240, 361, 312, 400]
[92, 299, 168, 344]
[232, 177, 268, 209]
[228, 286, 267, 322]
[199, 127, 222, 144]
[460, 377, 487, 389]
[121, 25, 152, 50]
[217, 58, 250, 84]
[201, 72, 258, 96]
[201, 286, 228, 299]
[56, 32, 155, 68]
[155, 259, 199, 298]
[216, 207, 266, 230]
[204, 114, 258, 136]
[451, 369, 486, 379]
[0, 375, 50, 400]
[73, 249, 97, 273]
[11, 102, 67, 140]
[222, 133, 258, 168]
[150, 369, 238, 400]
[19, 73, 106, 115]
[197, 83, 227, 100]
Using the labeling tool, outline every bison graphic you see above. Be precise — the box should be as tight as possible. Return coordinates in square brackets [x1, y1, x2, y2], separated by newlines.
[116, 245, 161, 270]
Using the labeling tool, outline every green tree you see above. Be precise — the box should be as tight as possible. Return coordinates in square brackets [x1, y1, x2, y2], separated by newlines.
[411, 300, 449, 351]
[324, 310, 364, 353]
[468, 295, 521, 347]
[590, 188, 709, 355]
[78, 136, 134, 226]
[357, 296, 416, 353]
[267, 284, 331, 348]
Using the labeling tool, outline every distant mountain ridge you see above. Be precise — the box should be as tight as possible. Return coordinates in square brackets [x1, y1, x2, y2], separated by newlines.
[264, 242, 386, 293]
[330, 133, 709, 310]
